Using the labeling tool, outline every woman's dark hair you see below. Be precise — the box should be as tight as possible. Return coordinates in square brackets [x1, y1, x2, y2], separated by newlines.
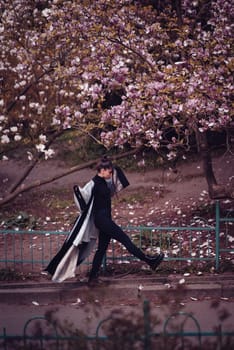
[96, 155, 113, 172]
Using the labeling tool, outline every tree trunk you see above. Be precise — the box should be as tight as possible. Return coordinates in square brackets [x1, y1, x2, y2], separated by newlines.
[196, 129, 232, 199]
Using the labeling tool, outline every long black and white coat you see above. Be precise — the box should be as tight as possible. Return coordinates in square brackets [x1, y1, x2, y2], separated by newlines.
[45, 166, 129, 282]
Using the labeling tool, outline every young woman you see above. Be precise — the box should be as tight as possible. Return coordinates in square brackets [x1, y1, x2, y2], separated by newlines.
[88, 156, 164, 285]
[45, 155, 164, 284]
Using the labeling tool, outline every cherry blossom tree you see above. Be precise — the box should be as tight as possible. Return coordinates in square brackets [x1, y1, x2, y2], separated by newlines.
[0, 0, 233, 206]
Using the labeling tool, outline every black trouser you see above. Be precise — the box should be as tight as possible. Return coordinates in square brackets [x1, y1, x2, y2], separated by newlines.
[89, 210, 146, 279]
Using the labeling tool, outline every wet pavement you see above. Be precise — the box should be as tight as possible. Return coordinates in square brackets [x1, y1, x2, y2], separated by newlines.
[0, 273, 233, 337]
[0, 299, 233, 336]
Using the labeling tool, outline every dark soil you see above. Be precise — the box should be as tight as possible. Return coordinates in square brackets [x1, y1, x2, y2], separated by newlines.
[0, 153, 233, 279]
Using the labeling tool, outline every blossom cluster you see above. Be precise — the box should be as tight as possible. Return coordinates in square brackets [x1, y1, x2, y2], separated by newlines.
[0, 0, 233, 159]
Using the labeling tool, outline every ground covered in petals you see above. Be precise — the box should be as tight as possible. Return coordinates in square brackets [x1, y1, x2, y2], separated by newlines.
[0, 153, 233, 278]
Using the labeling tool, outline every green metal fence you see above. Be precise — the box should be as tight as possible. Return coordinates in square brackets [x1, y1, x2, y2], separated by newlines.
[215, 200, 234, 269]
[0, 300, 233, 350]
[0, 201, 233, 272]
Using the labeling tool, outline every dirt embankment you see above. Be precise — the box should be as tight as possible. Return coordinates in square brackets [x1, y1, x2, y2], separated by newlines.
[0, 153, 233, 229]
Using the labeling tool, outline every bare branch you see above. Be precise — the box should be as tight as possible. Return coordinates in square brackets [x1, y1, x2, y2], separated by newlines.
[73, 124, 103, 145]
[0, 148, 141, 207]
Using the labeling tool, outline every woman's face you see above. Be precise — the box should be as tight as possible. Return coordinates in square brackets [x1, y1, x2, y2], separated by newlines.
[99, 167, 113, 179]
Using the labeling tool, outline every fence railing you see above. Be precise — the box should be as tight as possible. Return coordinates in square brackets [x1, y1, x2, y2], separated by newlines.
[0, 300, 233, 350]
[0, 201, 233, 273]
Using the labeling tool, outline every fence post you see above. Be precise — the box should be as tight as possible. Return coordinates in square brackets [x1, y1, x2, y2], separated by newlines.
[3, 327, 7, 350]
[143, 300, 151, 350]
[215, 200, 220, 271]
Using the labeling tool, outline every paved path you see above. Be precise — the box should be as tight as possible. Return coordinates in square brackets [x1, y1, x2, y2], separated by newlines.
[1, 273, 233, 304]
[0, 273, 233, 337]
[0, 299, 233, 336]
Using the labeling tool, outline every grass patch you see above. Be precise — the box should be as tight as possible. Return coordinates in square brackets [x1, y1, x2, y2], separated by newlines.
[53, 131, 185, 171]
[0, 268, 23, 281]
[116, 189, 147, 205]
[0, 212, 37, 230]
[54, 131, 107, 166]
[48, 197, 73, 210]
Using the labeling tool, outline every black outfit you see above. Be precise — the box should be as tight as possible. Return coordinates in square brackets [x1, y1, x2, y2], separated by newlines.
[89, 175, 154, 280]
[45, 167, 164, 283]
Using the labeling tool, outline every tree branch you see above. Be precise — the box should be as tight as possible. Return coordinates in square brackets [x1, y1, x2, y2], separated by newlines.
[9, 130, 64, 193]
[0, 148, 141, 207]
[6, 68, 54, 114]
[106, 37, 155, 71]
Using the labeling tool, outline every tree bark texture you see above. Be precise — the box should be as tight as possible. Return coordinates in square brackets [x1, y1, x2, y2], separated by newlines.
[196, 129, 233, 199]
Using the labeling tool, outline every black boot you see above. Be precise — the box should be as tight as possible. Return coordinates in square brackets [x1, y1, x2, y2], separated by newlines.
[145, 252, 164, 270]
